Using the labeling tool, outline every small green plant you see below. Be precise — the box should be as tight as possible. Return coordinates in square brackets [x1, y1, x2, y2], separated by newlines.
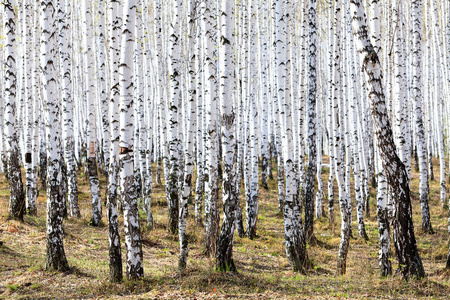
[7, 283, 19, 291]
[31, 283, 41, 290]
[27, 263, 41, 273]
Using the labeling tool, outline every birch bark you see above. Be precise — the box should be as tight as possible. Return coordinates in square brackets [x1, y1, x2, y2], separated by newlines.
[41, 0, 69, 271]
[4, 0, 26, 221]
[106, 0, 123, 282]
[350, 0, 425, 279]
[119, 0, 144, 278]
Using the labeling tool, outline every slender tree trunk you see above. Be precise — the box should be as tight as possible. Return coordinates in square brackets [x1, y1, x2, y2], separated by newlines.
[194, 15, 204, 226]
[24, 0, 38, 216]
[304, 0, 318, 242]
[178, 0, 196, 270]
[106, 0, 123, 283]
[82, 0, 102, 226]
[59, 0, 80, 218]
[216, 0, 237, 272]
[165, 0, 182, 236]
[350, 0, 424, 279]
[259, 1, 269, 191]
[430, 0, 446, 211]
[4, 0, 26, 221]
[246, 0, 259, 240]
[326, 1, 335, 225]
[332, 0, 350, 276]
[203, 0, 220, 256]
[119, 0, 144, 278]
[412, 0, 433, 233]
[346, 1, 367, 240]
[375, 145, 392, 276]
[276, 0, 305, 273]
[41, 0, 69, 271]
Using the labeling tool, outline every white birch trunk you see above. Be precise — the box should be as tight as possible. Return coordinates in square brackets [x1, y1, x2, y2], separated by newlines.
[59, 0, 80, 218]
[40, 0, 69, 271]
[216, 0, 237, 271]
[178, 0, 196, 270]
[202, 0, 219, 256]
[25, 0, 38, 216]
[106, 0, 123, 282]
[4, 0, 26, 221]
[350, 0, 424, 279]
[119, 0, 144, 278]
[82, 0, 102, 226]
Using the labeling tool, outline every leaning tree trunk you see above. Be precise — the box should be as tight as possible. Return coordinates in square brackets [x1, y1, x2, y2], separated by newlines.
[216, 0, 237, 272]
[119, 0, 144, 279]
[4, 0, 26, 221]
[40, 0, 69, 271]
[349, 0, 425, 280]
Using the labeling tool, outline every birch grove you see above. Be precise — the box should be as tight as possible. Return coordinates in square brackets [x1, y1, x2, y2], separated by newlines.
[1, 0, 450, 284]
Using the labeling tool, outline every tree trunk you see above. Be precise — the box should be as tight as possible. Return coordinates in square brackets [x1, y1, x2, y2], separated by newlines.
[119, 0, 144, 279]
[202, 0, 220, 256]
[350, 0, 424, 279]
[24, 0, 38, 216]
[304, 0, 318, 242]
[413, 0, 433, 233]
[4, 0, 26, 221]
[82, 0, 102, 227]
[216, 0, 237, 272]
[59, 0, 80, 218]
[178, 0, 196, 270]
[106, 0, 123, 283]
[41, 0, 69, 271]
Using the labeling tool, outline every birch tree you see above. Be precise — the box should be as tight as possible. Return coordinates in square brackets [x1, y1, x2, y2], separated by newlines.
[165, 0, 182, 236]
[332, 0, 351, 275]
[203, 0, 220, 255]
[412, 0, 433, 233]
[41, 0, 69, 271]
[4, 0, 26, 221]
[59, 0, 80, 218]
[106, 0, 123, 282]
[179, 0, 196, 270]
[216, 0, 237, 272]
[82, 0, 102, 226]
[245, 0, 259, 240]
[349, 0, 425, 279]
[24, 0, 38, 216]
[119, 0, 144, 278]
[304, 0, 318, 242]
[276, 0, 305, 273]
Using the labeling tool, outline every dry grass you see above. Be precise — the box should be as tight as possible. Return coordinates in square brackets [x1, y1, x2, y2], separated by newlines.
[0, 158, 450, 299]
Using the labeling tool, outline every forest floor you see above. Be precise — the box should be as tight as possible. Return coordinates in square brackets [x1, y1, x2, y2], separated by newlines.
[1, 158, 450, 299]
